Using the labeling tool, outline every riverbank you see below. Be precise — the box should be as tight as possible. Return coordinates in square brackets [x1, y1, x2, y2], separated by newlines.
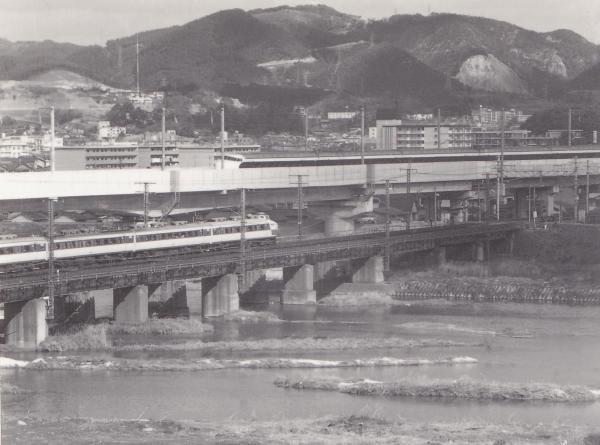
[1, 414, 595, 445]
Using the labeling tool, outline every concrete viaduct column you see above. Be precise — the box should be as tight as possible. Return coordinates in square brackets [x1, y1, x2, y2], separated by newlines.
[113, 286, 148, 323]
[352, 256, 384, 284]
[201, 274, 239, 317]
[436, 246, 447, 266]
[281, 264, 316, 304]
[4, 298, 48, 348]
[313, 197, 373, 237]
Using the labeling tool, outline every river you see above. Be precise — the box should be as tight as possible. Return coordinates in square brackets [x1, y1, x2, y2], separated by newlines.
[2, 301, 600, 427]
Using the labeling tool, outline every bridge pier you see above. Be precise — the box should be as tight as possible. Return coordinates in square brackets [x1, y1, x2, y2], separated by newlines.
[436, 246, 447, 266]
[474, 241, 486, 262]
[282, 265, 316, 304]
[201, 274, 239, 317]
[313, 197, 373, 237]
[352, 256, 384, 284]
[148, 281, 188, 317]
[4, 298, 47, 348]
[113, 286, 148, 323]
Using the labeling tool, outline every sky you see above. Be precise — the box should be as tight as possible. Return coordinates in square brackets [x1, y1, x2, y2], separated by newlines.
[1, 0, 600, 46]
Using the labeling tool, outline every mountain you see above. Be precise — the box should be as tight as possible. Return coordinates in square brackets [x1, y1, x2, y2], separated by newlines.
[1, 5, 599, 111]
[365, 13, 600, 94]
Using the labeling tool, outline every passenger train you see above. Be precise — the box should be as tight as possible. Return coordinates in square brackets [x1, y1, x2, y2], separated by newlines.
[223, 146, 600, 168]
[0, 213, 279, 268]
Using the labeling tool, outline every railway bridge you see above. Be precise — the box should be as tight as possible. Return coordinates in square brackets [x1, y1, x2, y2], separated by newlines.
[0, 222, 519, 347]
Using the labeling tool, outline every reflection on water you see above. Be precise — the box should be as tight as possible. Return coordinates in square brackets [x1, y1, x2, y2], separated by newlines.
[3, 302, 600, 426]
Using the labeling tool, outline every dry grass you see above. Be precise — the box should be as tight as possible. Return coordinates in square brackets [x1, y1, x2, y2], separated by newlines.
[118, 336, 478, 353]
[222, 310, 282, 323]
[0, 414, 592, 445]
[40, 324, 111, 352]
[274, 376, 600, 403]
[15, 355, 478, 372]
[109, 318, 214, 336]
[39, 319, 213, 352]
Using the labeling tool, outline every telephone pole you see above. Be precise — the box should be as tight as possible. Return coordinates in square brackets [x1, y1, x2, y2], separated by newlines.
[586, 160, 590, 224]
[136, 34, 140, 96]
[304, 108, 309, 152]
[484, 173, 491, 223]
[406, 165, 412, 230]
[496, 155, 501, 221]
[290, 175, 309, 239]
[50, 106, 55, 172]
[384, 179, 391, 271]
[47, 197, 57, 320]
[239, 188, 246, 290]
[161, 106, 166, 170]
[437, 108, 441, 149]
[136, 182, 155, 228]
[220, 104, 225, 169]
[568, 107, 572, 147]
[574, 156, 579, 221]
[360, 105, 365, 164]
[433, 185, 437, 223]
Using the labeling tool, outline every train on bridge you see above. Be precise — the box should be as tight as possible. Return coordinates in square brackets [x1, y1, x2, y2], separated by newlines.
[0, 213, 279, 269]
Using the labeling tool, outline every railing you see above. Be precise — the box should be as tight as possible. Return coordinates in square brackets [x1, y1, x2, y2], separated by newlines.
[0, 223, 519, 298]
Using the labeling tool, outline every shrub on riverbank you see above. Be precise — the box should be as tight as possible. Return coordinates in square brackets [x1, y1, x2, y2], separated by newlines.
[274, 376, 600, 403]
[39, 319, 213, 352]
[222, 310, 281, 323]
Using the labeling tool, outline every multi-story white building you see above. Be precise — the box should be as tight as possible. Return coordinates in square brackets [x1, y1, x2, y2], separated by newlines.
[376, 121, 472, 150]
[472, 107, 531, 128]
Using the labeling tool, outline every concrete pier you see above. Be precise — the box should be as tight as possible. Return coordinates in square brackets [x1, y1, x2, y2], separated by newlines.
[4, 298, 48, 347]
[282, 264, 316, 304]
[202, 274, 239, 317]
[113, 286, 148, 323]
[352, 256, 384, 284]
[186, 279, 204, 315]
[313, 197, 373, 237]
[148, 281, 188, 317]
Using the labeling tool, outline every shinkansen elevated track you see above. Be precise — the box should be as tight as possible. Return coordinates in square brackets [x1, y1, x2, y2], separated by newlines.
[0, 222, 518, 304]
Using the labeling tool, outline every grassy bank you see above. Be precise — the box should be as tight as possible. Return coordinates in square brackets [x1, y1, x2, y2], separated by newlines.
[274, 376, 600, 403]
[39, 319, 214, 352]
[5, 355, 478, 372]
[117, 336, 480, 353]
[222, 310, 282, 323]
[1, 414, 594, 445]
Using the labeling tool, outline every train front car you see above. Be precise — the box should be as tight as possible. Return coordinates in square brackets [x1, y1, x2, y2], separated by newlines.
[0, 235, 48, 272]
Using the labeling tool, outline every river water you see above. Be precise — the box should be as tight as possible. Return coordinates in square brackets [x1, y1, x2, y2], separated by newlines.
[2, 302, 600, 427]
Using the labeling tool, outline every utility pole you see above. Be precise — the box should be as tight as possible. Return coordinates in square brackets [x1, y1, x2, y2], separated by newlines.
[485, 172, 490, 224]
[239, 188, 246, 290]
[161, 107, 166, 170]
[136, 182, 155, 228]
[586, 160, 590, 224]
[220, 104, 225, 169]
[496, 155, 501, 221]
[304, 108, 309, 152]
[136, 34, 140, 97]
[477, 180, 481, 223]
[50, 106, 55, 172]
[528, 184, 532, 223]
[384, 179, 391, 271]
[568, 107, 572, 147]
[437, 108, 441, 150]
[47, 197, 56, 320]
[290, 175, 309, 239]
[406, 165, 412, 230]
[360, 105, 365, 164]
[533, 183, 537, 228]
[433, 185, 437, 223]
[574, 156, 579, 222]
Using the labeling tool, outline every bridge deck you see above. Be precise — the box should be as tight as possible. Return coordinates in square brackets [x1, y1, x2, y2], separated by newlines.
[0, 223, 519, 303]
